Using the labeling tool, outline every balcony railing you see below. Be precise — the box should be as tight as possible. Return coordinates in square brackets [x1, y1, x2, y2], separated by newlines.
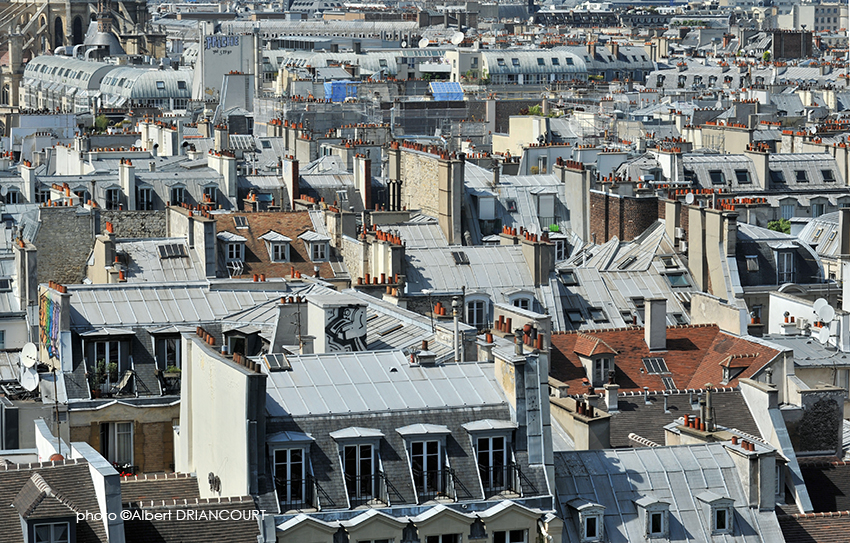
[412, 467, 475, 503]
[275, 473, 335, 512]
[478, 463, 538, 499]
[344, 471, 404, 507]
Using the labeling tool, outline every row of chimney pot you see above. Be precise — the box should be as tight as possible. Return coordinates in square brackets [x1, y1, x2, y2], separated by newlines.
[729, 435, 757, 451]
[385, 286, 400, 297]
[232, 352, 260, 373]
[195, 326, 216, 346]
[372, 228, 402, 245]
[280, 296, 304, 304]
[496, 315, 513, 334]
[576, 401, 595, 418]
[683, 414, 706, 431]
[356, 273, 396, 286]
[433, 302, 449, 316]
[48, 281, 67, 294]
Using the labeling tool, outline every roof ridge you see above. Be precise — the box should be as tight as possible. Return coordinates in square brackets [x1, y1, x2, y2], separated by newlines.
[0, 458, 86, 471]
[781, 510, 850, 519]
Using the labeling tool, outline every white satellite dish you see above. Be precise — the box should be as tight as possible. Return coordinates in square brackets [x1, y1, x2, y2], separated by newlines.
[20, 342, 38, 368]
[684, 193, 695, 205]
[450, 31, 465, 46]
[813, 298, 829, 314]
[0, 186, 7, 197]
[20, 365, 39, 392]
[818, 303, 836, 323]
[818, 326, 831, 345]
[418, 38, 430, 49]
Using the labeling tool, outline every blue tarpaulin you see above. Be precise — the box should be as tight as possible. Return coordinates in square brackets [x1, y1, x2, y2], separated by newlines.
[323, 80, 358, 102]
[430, 82, 464, 101]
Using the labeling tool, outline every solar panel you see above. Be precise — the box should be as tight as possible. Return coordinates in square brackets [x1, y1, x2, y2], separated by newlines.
[451, 251, 470, 265]
[264, 353, 292, 372]
[643, 357, 669, 374]
[662, 376, 676, 390]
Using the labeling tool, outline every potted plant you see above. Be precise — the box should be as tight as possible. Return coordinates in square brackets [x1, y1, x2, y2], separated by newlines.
[90, 359, 107, 398]
[107, 362, 119, 382]
[163, 366, 181, 379]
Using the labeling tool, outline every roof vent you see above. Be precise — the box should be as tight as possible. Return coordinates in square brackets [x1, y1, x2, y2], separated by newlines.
[415, 341, 438, 366]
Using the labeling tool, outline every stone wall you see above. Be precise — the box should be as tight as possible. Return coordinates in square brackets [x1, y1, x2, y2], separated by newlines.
[97, 210, 166, 238]
[399, 151, 441, 217]
[340, 235, 366, 282]
[589, 191, 659, 243]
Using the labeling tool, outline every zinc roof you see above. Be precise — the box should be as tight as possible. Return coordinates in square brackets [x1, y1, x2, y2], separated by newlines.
[265, 350, 506, 417]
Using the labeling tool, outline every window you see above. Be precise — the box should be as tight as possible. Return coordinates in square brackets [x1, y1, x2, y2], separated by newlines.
[643, 357, 669, 374]
[567, 310, 584, 324]
[156, 80, 165, 90]
[101, 421, 133, 466]
[734, 169, 751, 184]
[822, 169, 836, 182]
[36, 188, 49, 203]
[156, 336, 180, 370]
[171, 186, 185, 205]
[714, 507, 729, 533]
[272, 243, 289, 262]
[552, 57, 560, 66]
[311, 242, 327, 261]
[709, 170, 725, 185]
[177, 80, 186, 90]
[6, 190, 19, 204]
[746, 255, 759, 271]
[795, 170, 808, 183]
[589, 308, 607, 323]
[227, 243, 243, 262]
[497, 58, 505, 66]
[593, 357, 612, 387]
[34, 523, 69, 543]
[137, 187, 153, 210]
[560, 270, 578, 286]
[511, 58, 519, 66]
[513, 298, 531, 311]
[274, 448, 305, 506]
[477, 436, 507, 493]
[812, 202, 826, 218]
[666, 273, 689, 287]
[672, 313, 687, 325]
[233, 216, 248, 229]
[777, 251, 794, 283]
[565, 57, 574, 66]
[105, 188, 120, 210]
[411, 440, 442, 497]
[494, 530, 527, 543]
[649, 511, 664, 536]
[770, 170, 785, 185]
[537, 58, 545, 66]
[584, 516, 599, 539]
[781, 203, 795, 220]
[554, 239, 567, 261]
[343, 444, 375, 500]
[467, 299, 486, 328]
[425, 536, 460, 543]
[203, 186, 217, 204]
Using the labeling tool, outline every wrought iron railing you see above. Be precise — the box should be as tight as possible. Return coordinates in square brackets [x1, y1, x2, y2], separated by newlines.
[275, 473, 335, 512]
[344, 471, 404, 507]
[478, 462, 537, 498]
[413, 467, 475, 503]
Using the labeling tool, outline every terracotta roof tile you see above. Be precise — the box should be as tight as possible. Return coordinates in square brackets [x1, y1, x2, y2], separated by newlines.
[573, 332, 618, 357]
[214, 211, 336, 279]
[550, 325, 781, 393]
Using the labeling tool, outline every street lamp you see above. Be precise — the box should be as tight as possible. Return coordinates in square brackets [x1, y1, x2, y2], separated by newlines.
[422, 289, 435, 333]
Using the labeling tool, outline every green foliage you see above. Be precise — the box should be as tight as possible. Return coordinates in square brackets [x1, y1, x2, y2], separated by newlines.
[164, 366, 181, 374]
[767, 218, 790, 234]
[526, 104, 543, 116]
[94, 115, 109, 132]
[762, 51, 771, 62]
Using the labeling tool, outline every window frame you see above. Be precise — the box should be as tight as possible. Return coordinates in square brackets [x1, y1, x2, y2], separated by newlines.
[311, 242, 327, 262]
[273, 447, 307, 505]
[227, 242, 244, 262]
[466, 297, 488, 328]
[137, 186, 153, 210]
[33, 522, 70, 543]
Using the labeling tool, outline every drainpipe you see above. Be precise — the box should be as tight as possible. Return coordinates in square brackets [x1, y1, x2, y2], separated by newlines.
[452, 296, 460, 362]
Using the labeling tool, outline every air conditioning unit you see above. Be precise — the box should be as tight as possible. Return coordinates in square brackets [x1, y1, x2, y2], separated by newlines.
[675, 227, 685, 239]
[678, 240, 688, 253]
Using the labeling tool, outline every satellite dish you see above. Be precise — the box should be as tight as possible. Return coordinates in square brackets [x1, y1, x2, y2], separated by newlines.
[684, 193, 695, 205]
[818, 326, 831, 345]
[20, 365, 39, 392]
[813, 298, 829, 315]
[450, 31, 465, 46]
[20, 342, 38, 368]
[418, 38, 430, 49]
[818, 303, 836, 323]
[0, 186, 7, 197]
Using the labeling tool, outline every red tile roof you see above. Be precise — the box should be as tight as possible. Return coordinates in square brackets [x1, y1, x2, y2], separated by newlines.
[214, 211, 335, 279]
[549, 324, 781, 393]
[573, 333, 618, 357]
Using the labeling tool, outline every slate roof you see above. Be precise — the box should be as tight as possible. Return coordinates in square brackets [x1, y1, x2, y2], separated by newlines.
[555, 444, 785, 543]
[122, 497, 261, 543]
[549, 324, 782, 392]
[779, 512, 850, 543]
[213, 211, 336, 279]
[120, 473, 200, 504]
[736, 223, 824, 287]
[600, 389, 763, 447]
[796, 461, 850, 513]
[113, 238, 206, 283]
[0, 459, 107, 543]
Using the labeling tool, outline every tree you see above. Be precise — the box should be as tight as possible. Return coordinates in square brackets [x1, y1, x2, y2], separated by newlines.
[762, 50, 771, 63]
[767, 218, 790, 234]
[94, 115, 109, 132]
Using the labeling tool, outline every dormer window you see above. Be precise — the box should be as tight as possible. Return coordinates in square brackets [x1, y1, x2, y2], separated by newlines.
[593, 356, 612, 387]
[298, 231, 331, 263]
[568, 499, 605, 542]
[259, 231, 292, 263]
[217, 232, 247, 263]
[397, 424, 451, 502]
[697, 491, 734, 536]
[635, 497, 670, 538]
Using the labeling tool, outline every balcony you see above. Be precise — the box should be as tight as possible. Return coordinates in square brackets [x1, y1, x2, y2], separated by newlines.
[413, 467, 474, 503]
[344, 471, 404, 508]
[275, 473, 335, 513]
[479, 463, 538, 499]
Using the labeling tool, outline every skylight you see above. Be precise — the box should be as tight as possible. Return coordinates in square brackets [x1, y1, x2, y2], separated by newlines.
[643, 357, 670, 374]
[234, 216, 249, 229]
[157, 244, 187, 259]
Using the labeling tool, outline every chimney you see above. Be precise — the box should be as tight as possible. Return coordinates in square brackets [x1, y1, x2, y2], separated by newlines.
[840, 207, 850, 257]
[604, 382, 619, 413]
[521, 232, 555, 286]
[119, 159, 136, 210]
[744, 147, 769, 190]
[13, 239, 37, 333]
[198, 119, 211, 138]
[306, 294, 368, 354]
[20, 161, 36, 203]
[283, 157, 299, 209]
[644, 298, 667, 351]
[213, 125, 229, 152]
[208, 152, 237, 200]
[354, 154, 372, 211]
